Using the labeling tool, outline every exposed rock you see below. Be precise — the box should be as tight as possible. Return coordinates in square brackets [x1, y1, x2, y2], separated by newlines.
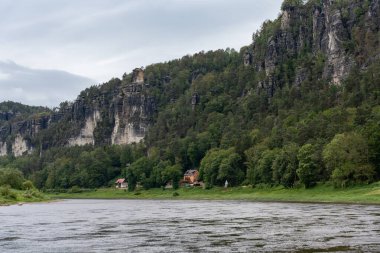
[0, 142, 6, 156]
[68, 110, 100, 146]
[0, 65, 155, 154]
[249, 0, 379, 95]
[320, 1, 353, 83]
[295, 67, 308, 86]
[243, 51, 252, 66]
[132, 68, 144, 84]
[191, 92, 200, 111]
[12, 135, 31, 157]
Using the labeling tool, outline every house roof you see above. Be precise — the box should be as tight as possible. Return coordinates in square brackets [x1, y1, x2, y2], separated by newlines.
[184, 170, 198, 176]
[115, 178, 125, 184]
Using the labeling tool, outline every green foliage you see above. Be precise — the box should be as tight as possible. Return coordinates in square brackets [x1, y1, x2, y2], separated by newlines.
[67, 185, 83, 193]
[0, 185, 17, 199]
[323, 132, 375, 187]
[0, 168, 24, 189]
[297, 144, 319, 188]
[162, 164, 182, 190]
[22, 189, 42, 199]
[281, 0, 304, 10]
[272, 143, 299, 188]
[200, 148, 244, 188]
[22, 180, 35, 190]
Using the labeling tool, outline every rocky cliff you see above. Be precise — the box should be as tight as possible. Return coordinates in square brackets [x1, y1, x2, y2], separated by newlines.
[245, 0, 380, 95]
[0, 68, 155, 156]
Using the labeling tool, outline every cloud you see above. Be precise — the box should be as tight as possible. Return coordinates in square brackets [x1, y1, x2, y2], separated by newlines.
[0, 0, 283, 106]
[0, 60, 94, 107]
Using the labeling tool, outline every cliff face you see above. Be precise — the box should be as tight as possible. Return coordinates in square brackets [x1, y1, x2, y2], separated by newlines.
[247, 0, 380, 95]
[0, 68, 155, 156]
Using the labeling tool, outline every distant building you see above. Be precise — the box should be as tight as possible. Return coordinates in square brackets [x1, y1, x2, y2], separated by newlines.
[183, 170, 199, 184]
[115, 178, 128, 189]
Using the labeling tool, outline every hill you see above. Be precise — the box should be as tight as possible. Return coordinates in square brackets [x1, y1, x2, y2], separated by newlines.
[0, 0, 379, 190]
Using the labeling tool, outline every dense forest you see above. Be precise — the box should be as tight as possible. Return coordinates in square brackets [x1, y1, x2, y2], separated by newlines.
[0, 0, 379, 192]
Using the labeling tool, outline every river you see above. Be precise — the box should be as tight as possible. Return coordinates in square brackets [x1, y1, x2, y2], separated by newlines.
[0, 199, 379, 252]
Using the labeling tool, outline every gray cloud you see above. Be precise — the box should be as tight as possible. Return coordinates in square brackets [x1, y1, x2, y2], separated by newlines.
[0, 0, 283, 107]
[0, 61, 94, 107]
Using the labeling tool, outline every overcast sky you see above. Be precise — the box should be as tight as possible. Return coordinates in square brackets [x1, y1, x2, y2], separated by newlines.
[0, 0, 283, 107]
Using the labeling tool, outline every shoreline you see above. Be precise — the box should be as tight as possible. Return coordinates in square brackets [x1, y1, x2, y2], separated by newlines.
[52, 197, 380, 206]
[2, 183, 379, 206]
[47, 183, 380, 206]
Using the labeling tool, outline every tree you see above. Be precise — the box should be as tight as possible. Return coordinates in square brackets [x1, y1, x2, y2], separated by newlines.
[126, 157, 155, 191]
[217, 152, 244, 186]
[0, 168, 24, 189]
[200, 148, 243, 188]
[281, 0, 303, 10]
[323, 132, 375, 187]
[245, 143, 267, 185]
[297, 144, 319, 188]
[272, 143, 299, 188]
[162, 164, 182, 190]
[256, 149, 279, 185]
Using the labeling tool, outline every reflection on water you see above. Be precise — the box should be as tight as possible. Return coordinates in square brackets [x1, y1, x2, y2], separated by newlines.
[0, 199, 379, 252]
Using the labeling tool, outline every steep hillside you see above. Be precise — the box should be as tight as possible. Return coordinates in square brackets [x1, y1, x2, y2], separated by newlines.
[0, 0, 379, 190]
[0, 69, 155, 156]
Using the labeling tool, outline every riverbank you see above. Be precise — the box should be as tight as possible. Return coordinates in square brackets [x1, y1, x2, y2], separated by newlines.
[48, 182, 380, 205]
[0, 189, 49, 206]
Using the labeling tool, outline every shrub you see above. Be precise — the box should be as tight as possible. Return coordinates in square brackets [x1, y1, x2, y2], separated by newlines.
[68, 186, 83, 193]
[22, 180, 35, 190]
[23, 189, 42, 199]
[0, 168, 24, 189]
[0, 185, 17, 200]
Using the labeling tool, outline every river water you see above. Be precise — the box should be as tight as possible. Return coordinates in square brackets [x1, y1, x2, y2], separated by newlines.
[0, 199, 379, 252]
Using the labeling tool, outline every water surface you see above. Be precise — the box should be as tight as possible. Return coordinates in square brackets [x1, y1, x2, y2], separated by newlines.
[0, 199, 379, 252]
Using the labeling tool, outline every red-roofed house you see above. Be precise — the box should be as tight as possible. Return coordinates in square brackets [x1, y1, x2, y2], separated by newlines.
[183, 170, 199, 184]
[115, 178, 128, 189]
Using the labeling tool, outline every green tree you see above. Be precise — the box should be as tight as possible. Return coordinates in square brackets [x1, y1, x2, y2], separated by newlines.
[126, 157, 155, 191]
[272, 143, 299, 188]
[323, 132, 375, 187]
[162, 164, 182, 190]
[200, 148, 243, 188]
[0, 168, 24, 189]
[297, 144, 319, 188]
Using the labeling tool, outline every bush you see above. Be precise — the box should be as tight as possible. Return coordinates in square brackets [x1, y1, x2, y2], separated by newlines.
[172, 192, 180, 197]
[22, 180, 35, 190]
[23, 189, 42, 199]
[0, 185, 17, 200]
[0, 185, 11, 196]
[0, 168, 24, 190]
[68, 186, 83, 193]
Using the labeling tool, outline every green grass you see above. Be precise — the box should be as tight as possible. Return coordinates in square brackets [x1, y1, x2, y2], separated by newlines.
[0, 189, 49, 206]
[48, 182, 380, 205]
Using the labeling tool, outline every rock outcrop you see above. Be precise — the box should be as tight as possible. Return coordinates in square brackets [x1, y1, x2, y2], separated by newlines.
[0, 68, 155, 156]
[247, 0, 380, 94]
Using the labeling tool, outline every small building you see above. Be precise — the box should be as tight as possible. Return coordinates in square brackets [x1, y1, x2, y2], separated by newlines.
[183, 170, 199, 184]
[115, 178, 128, 189]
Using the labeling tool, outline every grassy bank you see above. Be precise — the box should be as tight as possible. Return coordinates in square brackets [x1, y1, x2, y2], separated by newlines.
[0, 188, 49, 206]
[48, 182, 380, 205]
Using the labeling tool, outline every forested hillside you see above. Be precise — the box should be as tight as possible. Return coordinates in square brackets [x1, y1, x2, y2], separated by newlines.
[0, 0, 379, 191]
